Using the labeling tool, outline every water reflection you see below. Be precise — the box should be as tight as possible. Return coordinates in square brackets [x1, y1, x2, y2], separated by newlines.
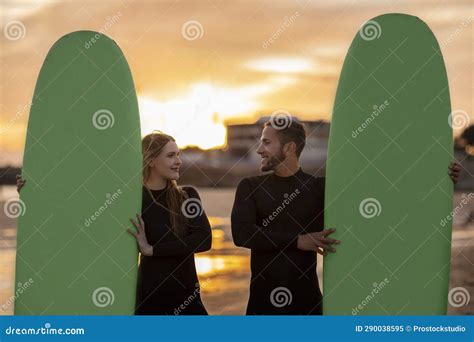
[1, 185, 472, 315]
[194, 217, 251, 313]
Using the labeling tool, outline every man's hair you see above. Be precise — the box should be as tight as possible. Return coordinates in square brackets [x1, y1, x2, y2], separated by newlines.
[264, 119, 306, 157]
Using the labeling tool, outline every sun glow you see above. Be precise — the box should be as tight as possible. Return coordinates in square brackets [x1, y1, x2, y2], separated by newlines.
[138, 79, 295, 149]
[246, 57, 316, 73]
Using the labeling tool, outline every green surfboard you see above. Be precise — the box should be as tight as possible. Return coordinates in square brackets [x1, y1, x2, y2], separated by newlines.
[14, 31, 141, 314]
[323, 14, 453, 315]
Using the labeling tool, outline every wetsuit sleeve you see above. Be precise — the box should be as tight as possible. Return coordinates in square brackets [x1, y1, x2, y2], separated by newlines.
[231, 178, 298, 251]
[151, 187, 212, 257]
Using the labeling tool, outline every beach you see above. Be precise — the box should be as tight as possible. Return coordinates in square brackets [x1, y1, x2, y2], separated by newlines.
[0, 186, 472, 315]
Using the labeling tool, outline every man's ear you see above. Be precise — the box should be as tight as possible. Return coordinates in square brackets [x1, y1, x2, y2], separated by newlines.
[283, 141, 297, 156]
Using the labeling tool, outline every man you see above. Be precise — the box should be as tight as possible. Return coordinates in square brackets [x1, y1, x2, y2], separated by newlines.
[231, 118, 461, 315]
[231, 119, 336, 315]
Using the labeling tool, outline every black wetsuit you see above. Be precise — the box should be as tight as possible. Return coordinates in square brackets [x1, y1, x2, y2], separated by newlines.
[231, 168, 325, 315]
[135, 186, 212, 315]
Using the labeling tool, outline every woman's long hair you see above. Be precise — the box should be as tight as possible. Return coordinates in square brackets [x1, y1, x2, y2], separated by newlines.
[142, 131, 188, 236]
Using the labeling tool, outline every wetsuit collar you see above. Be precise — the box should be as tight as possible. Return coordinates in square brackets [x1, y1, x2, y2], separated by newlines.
[271, 167, 303, 180]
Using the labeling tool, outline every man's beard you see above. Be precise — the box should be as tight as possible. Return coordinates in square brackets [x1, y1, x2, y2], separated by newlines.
[260, 150, 285, 172]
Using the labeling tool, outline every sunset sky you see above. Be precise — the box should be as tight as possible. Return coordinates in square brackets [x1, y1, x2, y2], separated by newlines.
[0, 0, 472, 165]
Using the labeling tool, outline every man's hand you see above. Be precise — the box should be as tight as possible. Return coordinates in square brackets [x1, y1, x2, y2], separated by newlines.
[16, 174, 26, 194]
[448, 161, 461, 184]
[297, 228, 340, 256]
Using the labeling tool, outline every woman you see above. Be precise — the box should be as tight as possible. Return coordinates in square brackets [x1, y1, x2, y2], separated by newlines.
[128, 131, 212, 315]
[17, 131, 212, 315]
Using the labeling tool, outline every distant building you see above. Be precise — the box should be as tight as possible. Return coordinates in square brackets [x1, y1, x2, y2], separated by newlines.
[226, 117, 330, 164]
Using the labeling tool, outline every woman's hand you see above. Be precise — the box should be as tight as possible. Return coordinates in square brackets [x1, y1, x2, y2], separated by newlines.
[16, 174, 26, 194]
[127, 214, 153, 256]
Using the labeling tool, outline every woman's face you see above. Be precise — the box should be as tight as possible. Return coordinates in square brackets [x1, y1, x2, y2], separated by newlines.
[149, 141, 182, 181]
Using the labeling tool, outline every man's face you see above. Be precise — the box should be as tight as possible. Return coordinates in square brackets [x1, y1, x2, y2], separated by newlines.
[256, 126, 285, 172]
